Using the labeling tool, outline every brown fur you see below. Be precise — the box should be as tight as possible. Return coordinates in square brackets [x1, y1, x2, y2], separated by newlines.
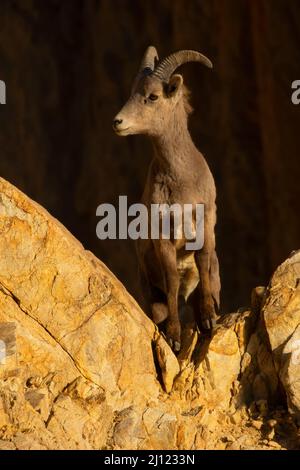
[181, 84, 193, 115]
[113, 66, 220, 352]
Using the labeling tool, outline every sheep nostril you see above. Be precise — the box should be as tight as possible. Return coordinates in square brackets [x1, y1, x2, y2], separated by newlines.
[113, 118, 123, 128]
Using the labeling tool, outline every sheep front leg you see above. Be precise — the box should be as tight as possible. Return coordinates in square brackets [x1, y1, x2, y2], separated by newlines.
[155, 239, 181, 351]
[195, 249, 217, 331]
[195, 218, 219, 331]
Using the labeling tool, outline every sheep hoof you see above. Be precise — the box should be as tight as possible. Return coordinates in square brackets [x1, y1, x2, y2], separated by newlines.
[202, 319, 211, 330]
[167, 338, 181, 352]
[202, 317, 217, 334]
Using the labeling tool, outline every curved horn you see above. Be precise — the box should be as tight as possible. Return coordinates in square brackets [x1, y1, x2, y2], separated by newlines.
[152, 50, 212, 82]
[131, 46, 159, 93]
[139, 46, 159, 74]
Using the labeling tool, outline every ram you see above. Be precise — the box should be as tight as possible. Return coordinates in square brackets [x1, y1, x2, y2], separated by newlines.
[113, 47, 220, 351]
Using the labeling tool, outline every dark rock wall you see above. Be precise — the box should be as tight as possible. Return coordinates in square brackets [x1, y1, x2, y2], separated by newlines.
[0, 0, 299, 311]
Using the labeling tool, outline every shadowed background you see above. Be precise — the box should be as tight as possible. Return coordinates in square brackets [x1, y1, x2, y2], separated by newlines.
[0, 0, 299, 312]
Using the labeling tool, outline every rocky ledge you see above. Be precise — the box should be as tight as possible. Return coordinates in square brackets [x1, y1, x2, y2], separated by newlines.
[0, 177, 299, 450]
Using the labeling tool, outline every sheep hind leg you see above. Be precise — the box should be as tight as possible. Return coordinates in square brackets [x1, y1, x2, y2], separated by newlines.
[210, 249, 221, 314]
[146, 286, 169, 325]
[138, 266, 169, 325]
[151, 302, 168, 324]
[195, 250, 218, 333]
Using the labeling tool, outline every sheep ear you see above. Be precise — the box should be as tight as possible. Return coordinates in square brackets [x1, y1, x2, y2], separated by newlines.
[167, 74, 183, 97]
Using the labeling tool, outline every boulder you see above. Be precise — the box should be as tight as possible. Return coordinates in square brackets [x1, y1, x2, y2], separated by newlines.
[280, 324, 300, 420]
[0, 177, 299, 449]
[0, 177, 165, 449]
[263, 250, 300, 418]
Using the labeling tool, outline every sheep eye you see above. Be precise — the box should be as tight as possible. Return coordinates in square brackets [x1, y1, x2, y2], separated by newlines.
[149, 94, 158, 101]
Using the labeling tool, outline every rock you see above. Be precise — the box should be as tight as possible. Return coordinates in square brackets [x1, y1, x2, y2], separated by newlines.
[229, 411, 242, 425]
[140, 406, 178, 450]
[12, 433, 48, 450]
[25, 388, 50, 421]
[241, 352, 252, 373]
[263, 251, 300, 370]
[0, 440, 16, 450]
[177, 420, 198, 450]
[0, 177, 299, 449]
[251, 419, 263, 430]
[267, 419, 277, 429]
[0, 178, 162, 449]
[266, 428, 275, 440]
[263, 251, 300, 417]
[226, 435, 251, 450]
[267, 440, 281, 449]
[178, 329, 198, 368]
[0, 177, 161, 404]
[237, 318, 278, 406]
[279, 324, 300, 419]
[173, 363, 195, 401]
[194, 326, 241, 408]
[154, 335, 180, 393]
[214, 440, 227, 450]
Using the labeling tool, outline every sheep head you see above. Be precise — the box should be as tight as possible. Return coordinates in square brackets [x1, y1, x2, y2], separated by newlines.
[113, 47, 212, 137]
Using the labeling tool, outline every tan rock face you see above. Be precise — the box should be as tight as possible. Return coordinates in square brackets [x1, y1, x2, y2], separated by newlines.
[155, 335, 180, 393]
[0, 177, 299, 449]
[279, 324, 300, 418]
[263, 251, 300, 368]
[0, 177, 159, 403]
[0, 177, 163, 448]
[263, 250, 300, 418]
[194, 327, 241, 408]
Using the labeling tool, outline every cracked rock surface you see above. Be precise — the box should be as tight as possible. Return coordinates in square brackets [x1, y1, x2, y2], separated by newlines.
[0, 178, 300, 450]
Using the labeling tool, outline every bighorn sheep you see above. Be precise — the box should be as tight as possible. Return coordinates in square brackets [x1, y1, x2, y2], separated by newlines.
[113, 47, 220, 351]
